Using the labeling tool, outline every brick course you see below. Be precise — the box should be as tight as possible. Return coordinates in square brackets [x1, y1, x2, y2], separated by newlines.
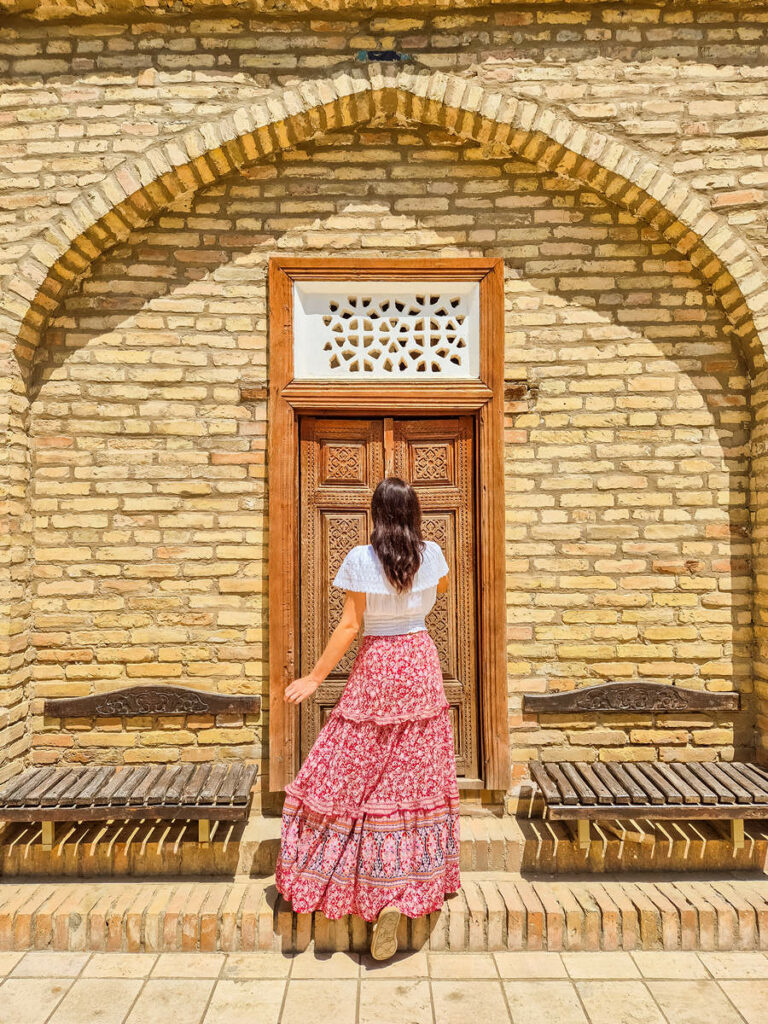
[0, 871, 767, 951]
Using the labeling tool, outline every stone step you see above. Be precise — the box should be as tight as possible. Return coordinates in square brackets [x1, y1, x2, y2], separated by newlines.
[0, 873, 767, 953]
[2, 814, 764, 877]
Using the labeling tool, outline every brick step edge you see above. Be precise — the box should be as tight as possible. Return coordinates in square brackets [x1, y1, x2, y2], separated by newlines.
[1, 874, 768, 953]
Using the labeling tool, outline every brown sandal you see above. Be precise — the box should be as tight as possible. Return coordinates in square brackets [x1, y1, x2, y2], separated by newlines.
[370, 904, 401, 961]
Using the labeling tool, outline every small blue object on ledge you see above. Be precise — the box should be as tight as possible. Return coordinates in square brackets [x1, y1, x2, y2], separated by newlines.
[356, 50, 412, 63]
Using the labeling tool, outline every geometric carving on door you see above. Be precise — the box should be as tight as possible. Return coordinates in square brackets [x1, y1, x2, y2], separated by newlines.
[322, 442, 365, 485]
[422, 515, 454, 678]
[411, 442, 454, 485]
[325, 513, 366, 675]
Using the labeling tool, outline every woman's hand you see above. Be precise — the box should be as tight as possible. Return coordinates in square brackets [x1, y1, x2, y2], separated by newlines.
[284, 674, 322, 704]
[283, 592, 366, 706]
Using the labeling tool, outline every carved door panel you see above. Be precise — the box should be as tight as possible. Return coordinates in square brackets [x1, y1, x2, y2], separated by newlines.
[299, 418, 384, 760]
[299, 415, 478, 777]
[392, 418, 477, 779]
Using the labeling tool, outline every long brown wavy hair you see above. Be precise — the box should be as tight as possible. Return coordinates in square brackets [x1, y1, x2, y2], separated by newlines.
[370, 477, 426, 593]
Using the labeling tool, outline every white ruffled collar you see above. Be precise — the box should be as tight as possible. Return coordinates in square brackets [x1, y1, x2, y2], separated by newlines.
[335, 540, 447, 595]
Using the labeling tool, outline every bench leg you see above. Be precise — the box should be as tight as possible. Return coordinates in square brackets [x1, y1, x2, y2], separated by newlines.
[577, 819, 591, 851]
[41, 821, 54, 852]
[731, 819, 745, 852]
[198, 820, 211, 847]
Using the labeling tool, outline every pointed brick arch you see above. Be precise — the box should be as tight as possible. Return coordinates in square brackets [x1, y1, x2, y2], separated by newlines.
[2, 63, 768, 384]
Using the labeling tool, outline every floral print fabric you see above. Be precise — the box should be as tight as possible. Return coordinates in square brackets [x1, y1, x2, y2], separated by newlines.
[275, 631, 461, 921]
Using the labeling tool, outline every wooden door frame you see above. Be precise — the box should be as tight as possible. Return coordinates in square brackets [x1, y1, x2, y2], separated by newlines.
[253, 256, 509, 793]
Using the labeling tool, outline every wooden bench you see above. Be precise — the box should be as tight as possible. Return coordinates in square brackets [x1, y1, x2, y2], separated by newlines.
[523, 681, 767, 852]
[0, 685, 261, 851]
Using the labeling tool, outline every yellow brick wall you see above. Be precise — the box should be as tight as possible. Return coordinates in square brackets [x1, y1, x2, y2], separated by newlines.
[27, 125, 752, 785]
[1, 3, 767, 795]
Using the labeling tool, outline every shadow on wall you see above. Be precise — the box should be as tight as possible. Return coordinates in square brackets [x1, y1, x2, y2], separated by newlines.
[28, 123, 755, 771]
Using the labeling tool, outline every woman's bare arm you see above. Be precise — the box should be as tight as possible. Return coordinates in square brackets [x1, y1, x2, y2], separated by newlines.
[436, 572, 449, 595]
[284, 590, 367, 704]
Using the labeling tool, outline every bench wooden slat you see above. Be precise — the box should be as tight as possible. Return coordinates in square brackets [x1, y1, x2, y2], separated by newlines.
[110, 766, 151, 806]
[545, 763, 580, 806]
[529, 762, 562, 805]
[724, 762, 768, 802]
[609, 763, 652, 804]
[560, 764, 596, 805]
[184, 764, 213, 804]
[146, 766, 178, 805]
[164, 764, 195, 804]
[0, 769, 37, 805]
[572, 762, 614, 805]
[636, 763, 684, 805]
[234, 765, 258, 804]
[129, 765, 167, 806]
[592, 762, 630, 804]
[684, 770, 724, 806]
[658, 764, 701, 805]
[216, 764, 245, 806]
[41, 768, 88, 808]
[219, 764, 258, 806]
[74, 767, 115, 807]
[5, 768, 56, 808]
[198, 764, 228, 805]
[706, 763, 753, 805]
[686, 762, 736, 804]
[24, 768, 73, 808]
[606, 765, 655, 802]
[620, 763, 664, 804]
[60, 768, 102, 807]
[93, 768, 129, 806]
[732, 761, 768, 796]
[672, 763, 719, 805]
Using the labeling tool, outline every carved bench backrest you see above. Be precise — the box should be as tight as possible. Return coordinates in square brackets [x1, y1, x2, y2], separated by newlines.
[44, 685, 261, 718]
[522, 681, 739, 714]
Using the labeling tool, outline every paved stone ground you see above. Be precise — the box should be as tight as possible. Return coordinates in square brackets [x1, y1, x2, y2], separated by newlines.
[0, 949, 766, 1024]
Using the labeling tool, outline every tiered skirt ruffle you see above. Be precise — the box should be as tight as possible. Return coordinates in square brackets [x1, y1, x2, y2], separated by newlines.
[275, 632, 461, 921]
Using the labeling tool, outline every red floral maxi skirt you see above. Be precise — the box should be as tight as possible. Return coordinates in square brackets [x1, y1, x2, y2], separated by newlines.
[275, 630, 461, 922]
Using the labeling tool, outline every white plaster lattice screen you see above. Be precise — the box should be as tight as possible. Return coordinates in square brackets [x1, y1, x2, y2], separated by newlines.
[292, 280, 480, 379]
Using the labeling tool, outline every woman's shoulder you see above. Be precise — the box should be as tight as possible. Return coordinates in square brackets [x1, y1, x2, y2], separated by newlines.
[334, 544, 392, 594]
[340, 544, 383, 573]
[346, 543, 373, 561]
[422, 539, 446, 560]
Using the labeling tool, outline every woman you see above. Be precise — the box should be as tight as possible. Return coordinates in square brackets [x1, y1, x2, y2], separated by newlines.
[275, 476, 461, 961]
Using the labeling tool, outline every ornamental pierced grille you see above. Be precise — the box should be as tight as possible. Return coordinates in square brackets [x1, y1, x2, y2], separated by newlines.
[293, 281, 480, 380]
[321, 294, 467, 374]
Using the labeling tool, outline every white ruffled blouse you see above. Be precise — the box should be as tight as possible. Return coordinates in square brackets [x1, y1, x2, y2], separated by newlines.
[332, 540, 450, 637]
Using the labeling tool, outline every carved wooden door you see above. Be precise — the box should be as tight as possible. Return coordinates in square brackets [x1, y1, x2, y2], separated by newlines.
[299, 415, 478, 778]
[392, 417, 478, 779]
[299, 417, 384, 761]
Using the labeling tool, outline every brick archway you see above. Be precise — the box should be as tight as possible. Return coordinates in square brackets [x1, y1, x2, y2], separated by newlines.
[3, 65, 768, 382]
[2, 63, 768, 781]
